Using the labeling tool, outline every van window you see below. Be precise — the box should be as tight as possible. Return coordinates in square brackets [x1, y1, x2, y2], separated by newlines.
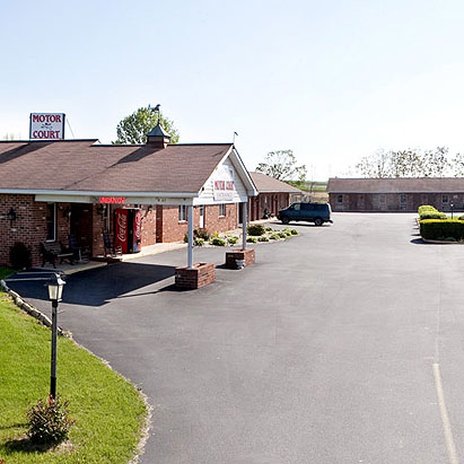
[292, 203, 301, 211]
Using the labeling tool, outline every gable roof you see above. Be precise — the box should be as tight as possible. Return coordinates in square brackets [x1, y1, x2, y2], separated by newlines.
[250, 171, 302, 194]
[327, 177, 464, 194]
[0, 140, 247, 196]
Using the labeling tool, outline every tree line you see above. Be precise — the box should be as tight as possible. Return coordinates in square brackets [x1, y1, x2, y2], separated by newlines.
[356, 147, 464, 178]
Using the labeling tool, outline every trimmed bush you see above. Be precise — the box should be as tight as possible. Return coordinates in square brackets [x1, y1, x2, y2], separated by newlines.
[278, 231, 287, 239]
[420, 219, 464, 241]
[258, 236, 270, 242]
[418, 205, 438, 215]
[247, 224, 266, 236]
[290, 229, 299, 235]
[419, 212, 447, 220]
[227, 235, 239, 246]
[269, 233, 281, 240]
[27, 396, 74, 445]
[418, 204, 446, 220]
[246, 236, 258, 243]
[210, 236, 226, 246]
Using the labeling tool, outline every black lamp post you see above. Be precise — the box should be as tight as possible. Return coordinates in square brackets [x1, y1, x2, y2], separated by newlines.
[46, 273, 66, 399]
[451, 202, 454, 219]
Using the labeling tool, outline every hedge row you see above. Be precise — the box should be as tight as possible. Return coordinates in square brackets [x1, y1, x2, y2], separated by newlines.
[420, 219, 464, 241]
[418, 204, 447, 220]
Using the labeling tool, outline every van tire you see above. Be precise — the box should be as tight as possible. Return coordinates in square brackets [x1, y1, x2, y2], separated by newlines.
[314, 218, 323, 226]
[281, 218, 289, 225]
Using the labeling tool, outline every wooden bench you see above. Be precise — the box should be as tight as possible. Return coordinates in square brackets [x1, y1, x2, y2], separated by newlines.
[40, 242, 75, 268]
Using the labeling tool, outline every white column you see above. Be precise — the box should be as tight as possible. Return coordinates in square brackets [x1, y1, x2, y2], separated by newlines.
[187, 205, 194, 269]
[242, 201, 248, 250]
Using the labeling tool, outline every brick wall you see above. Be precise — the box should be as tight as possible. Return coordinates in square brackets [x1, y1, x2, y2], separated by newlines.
[0, 194, 73, 267]
[249, 193, 291, 220]
[330, 192, 464, 212]
[161, 204, 238, 243]
[140, 207, 156, 246]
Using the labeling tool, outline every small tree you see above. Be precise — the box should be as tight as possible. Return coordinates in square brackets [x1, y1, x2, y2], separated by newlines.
[256, 149, 306, 181]
[114, 106, 179, 144]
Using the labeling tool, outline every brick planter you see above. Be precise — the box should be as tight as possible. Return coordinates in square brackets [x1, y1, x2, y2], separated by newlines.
[175, 262, 216, 289]
[225, 248, 256, 269]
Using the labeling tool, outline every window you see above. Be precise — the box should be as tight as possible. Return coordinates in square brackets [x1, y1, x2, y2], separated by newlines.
[400, 194, 407, 203]
[46, 203, 56, 241]
[442, 195, 449, 203]
[219, 204, 226, 217]
[337, 195, 343, 203]
[178, 205, 187, 222]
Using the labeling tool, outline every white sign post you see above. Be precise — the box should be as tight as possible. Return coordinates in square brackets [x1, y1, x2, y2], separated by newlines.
[29, 113, 66, 140]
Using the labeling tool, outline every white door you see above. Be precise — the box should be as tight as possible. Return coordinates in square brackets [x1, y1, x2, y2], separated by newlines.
[199, 206, 205, 229]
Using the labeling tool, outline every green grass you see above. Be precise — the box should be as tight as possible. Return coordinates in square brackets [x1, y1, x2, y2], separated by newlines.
[0, 294, 147, 463]
[0, 267, 13, 280]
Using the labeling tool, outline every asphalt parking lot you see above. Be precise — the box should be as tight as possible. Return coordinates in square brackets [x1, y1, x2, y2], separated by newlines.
[7, 213, 464, 463]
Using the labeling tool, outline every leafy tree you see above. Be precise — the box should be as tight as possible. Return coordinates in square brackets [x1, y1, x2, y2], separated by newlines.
[451, 152, 464, 176]
[114, 106, 179, 144]
[356, 147, 452, 178]
[256, 149, 306, 181]
[390, 149, 423, 177]
[356, 149, 393, 178]
[421, 147, 449, 177]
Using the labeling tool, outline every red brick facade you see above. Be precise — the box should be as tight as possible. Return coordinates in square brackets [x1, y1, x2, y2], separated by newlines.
[0, 195, 240, 268]
[159, 204, 238, 242]
[248, 193, 296, 221]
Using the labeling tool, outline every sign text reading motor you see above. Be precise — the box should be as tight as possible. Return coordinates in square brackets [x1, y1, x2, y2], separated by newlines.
[29, 113, 65, 140]
[32, 114, 63, 123]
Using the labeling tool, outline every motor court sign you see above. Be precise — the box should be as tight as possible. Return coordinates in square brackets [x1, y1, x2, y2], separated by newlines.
[29, 113, 65, 140]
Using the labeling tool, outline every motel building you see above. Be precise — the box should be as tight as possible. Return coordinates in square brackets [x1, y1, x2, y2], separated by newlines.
[0, 115, 258, 286]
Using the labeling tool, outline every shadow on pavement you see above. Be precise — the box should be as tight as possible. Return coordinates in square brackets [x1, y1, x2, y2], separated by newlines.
[6, 262, 176, 308]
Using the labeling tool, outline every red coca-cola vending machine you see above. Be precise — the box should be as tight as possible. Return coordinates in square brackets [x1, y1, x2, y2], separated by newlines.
[114, 208, 142, 254]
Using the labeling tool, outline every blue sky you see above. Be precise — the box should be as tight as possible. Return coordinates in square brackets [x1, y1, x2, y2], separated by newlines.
[2, 0, 464, 179]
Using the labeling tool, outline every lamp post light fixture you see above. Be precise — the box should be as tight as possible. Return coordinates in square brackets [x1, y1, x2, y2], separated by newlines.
[46, 273, 66, 399]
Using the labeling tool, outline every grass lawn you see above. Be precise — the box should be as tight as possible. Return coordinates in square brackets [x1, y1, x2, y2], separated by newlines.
[0, 267, 13, 280]
[0, 293, 148, 463]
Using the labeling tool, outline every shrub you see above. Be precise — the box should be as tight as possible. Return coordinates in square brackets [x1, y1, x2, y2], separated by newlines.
[420, 219, 464, 241]
[184, 228, 211, 243]
[27, 396, 74, 445]
[282, 228, 293, 237]
[210, 236, 226, 246]
[258, 236, 269, 242]
[9, 242, 32, 270]
[278, 231, 287, 239]
[418, 204, 446, 220]
[246, 236, 258, 243]
[269, 233, 281, 240]
[290, 229, 298, 235]
[265, 227, 273, 232]
[418, 205, 438, 215]
[194, 228, 210, 241]
[419, 212, 447, 220]
[227, 235, 239, 246]
[194, 238, 205, 247]
[247, 224, 266, 236]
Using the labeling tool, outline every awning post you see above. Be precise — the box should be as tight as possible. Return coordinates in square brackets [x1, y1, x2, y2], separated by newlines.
[242, 201, 248, 250]
[187, 205, 194, 269]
